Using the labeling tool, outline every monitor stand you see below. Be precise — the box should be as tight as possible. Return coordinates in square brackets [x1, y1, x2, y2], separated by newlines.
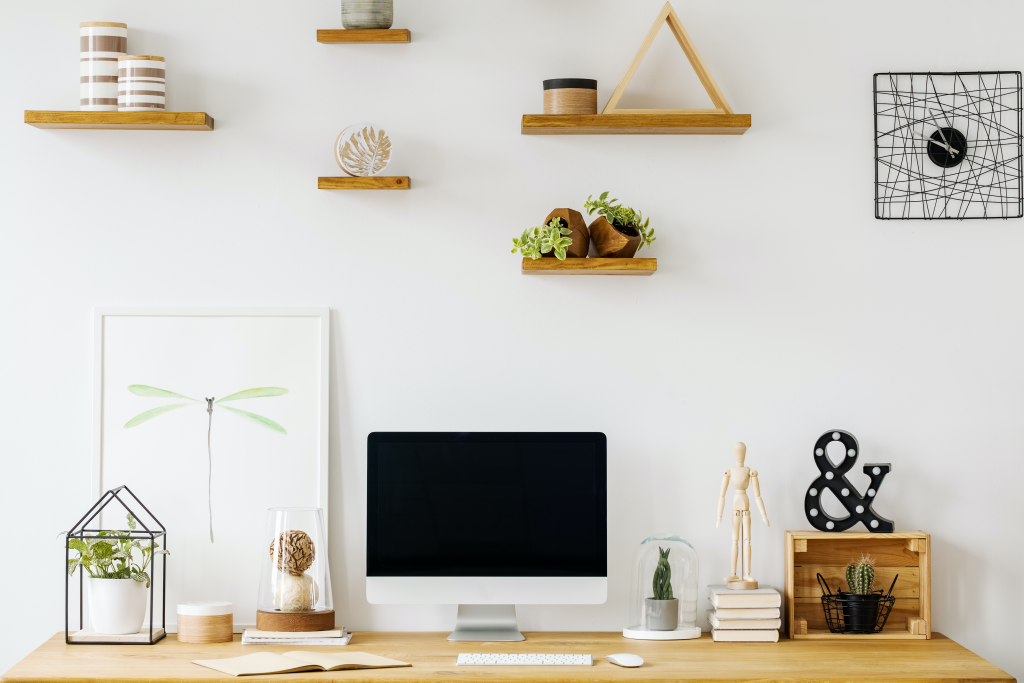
[447, 604, 525, 641]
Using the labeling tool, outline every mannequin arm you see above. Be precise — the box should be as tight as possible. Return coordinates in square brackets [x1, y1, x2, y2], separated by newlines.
[715, 471, 731, 528]
[750, 471, 769, 526]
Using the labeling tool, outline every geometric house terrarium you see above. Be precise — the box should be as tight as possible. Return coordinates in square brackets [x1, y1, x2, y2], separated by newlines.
[623, 534, 701, 640]
[64, 486, 167, 644]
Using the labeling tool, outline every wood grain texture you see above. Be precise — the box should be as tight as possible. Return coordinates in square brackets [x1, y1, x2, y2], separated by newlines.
[543, 88, 598, 115]
[785, 531, 931, 641]
[256, 610, 336, 633]
[543, 208, 590, 258]
[522, 258, 656, 275]
[317, 29, 410, 43]
[177, 615, 232, 644]
[588, 216, 641, 258]
[25, 111, 213, 130]
[603, 1, 734, 115]
[2, 631, 1013, 683]
[318, 176, 409, 190]
[521, 114, 750, 135]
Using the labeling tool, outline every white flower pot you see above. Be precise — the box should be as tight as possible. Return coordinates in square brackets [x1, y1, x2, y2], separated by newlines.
[87, 577, 148, 635]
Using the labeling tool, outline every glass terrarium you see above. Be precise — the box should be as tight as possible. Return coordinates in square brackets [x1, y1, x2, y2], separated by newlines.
[256, 508, 334, 632]
[623, 534, 700, 640]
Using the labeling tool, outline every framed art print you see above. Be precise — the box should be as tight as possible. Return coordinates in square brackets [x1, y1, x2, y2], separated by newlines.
[874, 71, 1023, 219]
[92, 307, 329, 629]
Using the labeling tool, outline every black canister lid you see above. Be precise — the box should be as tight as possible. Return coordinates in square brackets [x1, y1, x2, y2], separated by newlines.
[543, 78, 597, 90]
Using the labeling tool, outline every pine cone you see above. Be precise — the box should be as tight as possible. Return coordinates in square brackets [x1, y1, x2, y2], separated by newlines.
[269, 530, 315, 575]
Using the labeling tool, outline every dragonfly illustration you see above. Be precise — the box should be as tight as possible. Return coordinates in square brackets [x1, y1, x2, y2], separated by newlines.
[124, 385, 289, 543]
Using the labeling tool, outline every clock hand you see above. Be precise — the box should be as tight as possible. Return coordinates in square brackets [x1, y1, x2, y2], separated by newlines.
[915, 130, 960, 156]
[926, 109, 960, 154]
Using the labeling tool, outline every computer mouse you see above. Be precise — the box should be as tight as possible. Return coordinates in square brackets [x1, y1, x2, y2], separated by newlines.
[606, 653, 644, 668]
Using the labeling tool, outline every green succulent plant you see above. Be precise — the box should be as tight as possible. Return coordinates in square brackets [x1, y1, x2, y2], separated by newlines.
[61, 514, 169, 588]
[652, 546, 674, 600]
[845, 554, 876, 595]
[584, 191, 656, 251]
[511, 218, 574, 260]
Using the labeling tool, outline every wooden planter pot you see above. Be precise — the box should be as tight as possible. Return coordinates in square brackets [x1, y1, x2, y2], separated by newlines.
[589, 216, 641, 258]
[542, 208, 590, 258]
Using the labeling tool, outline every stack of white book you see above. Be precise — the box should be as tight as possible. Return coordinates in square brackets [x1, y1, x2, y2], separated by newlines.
[708, 585, 781, 642]
[241, 628, 352, 646]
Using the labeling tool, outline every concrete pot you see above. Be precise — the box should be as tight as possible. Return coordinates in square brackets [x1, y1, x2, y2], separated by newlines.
[342, 0, 394, 29]
[645, 598, 679, 631]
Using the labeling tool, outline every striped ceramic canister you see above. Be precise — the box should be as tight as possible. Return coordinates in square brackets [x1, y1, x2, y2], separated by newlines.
[80, 22, 127, 111]
[118, 55, 165, 111]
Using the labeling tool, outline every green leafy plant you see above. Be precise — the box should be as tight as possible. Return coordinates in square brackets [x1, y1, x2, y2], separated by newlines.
[511, 218, 574, 260]
[62, 514, 169, 588]
[125, 384, 289, 543]
[845, 554, 876, 595]
[652, 546, 674, 600]
[584, 191, 656, 250]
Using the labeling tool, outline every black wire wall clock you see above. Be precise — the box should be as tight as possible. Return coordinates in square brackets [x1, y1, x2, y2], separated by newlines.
[874, 71, 1023, 219]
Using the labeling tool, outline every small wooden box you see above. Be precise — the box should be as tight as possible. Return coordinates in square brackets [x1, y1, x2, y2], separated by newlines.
[785, 530, 930, 640]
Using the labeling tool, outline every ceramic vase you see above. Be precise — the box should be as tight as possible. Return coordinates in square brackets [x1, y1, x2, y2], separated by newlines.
[541, 209, 590, 258]
[588, 216, 641, 258]
[645, 598, 679, 631]
[118, 55, 165, 111]
[87, 577, 148, 635]
[342, 0, 394, 29]
[80, 22, 127, 111]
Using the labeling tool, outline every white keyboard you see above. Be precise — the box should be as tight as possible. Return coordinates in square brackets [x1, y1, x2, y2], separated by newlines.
[457, 653, 592, 666]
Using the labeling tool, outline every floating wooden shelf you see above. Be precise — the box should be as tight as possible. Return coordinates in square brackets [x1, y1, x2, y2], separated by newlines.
[318, 176, 409, 190]
[522, 113, 750, 135]
[317, 29, 410, 43]
[25, 111, 214, 131]
[522, 258, 656, 275]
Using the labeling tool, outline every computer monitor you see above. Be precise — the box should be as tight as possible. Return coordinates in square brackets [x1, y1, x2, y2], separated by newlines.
[366, 432, 607, 641]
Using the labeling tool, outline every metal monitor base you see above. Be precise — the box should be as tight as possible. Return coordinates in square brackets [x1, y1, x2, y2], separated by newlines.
[447, 604, 525, 641]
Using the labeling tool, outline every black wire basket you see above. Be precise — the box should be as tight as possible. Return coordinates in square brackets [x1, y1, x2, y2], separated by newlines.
[817, 573, 897, 634]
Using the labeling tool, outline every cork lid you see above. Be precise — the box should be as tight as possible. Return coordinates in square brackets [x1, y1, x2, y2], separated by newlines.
[118, 55, 165, 61]
[80, 22, 127, 28]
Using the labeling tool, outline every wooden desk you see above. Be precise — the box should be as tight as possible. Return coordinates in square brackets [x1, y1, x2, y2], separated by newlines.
[1, 632, 1014, 683]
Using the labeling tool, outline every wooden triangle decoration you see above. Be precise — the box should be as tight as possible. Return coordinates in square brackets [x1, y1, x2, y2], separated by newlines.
[602, 1, 735, 116]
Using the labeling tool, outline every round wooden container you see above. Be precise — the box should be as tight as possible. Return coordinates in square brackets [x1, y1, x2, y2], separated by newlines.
[543, 78, 597, 115]
[177, 601, 233, 644]
[80, 22, 127, 111]
[117, 55, 165, 111]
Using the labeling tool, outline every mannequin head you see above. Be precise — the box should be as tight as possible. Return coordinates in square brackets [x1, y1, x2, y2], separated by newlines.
[734, 442, 746, 465]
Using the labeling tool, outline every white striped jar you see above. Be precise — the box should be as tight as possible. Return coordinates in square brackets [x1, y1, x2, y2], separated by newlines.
[118, 55, 165, 111]
[80, 22, 127, 111]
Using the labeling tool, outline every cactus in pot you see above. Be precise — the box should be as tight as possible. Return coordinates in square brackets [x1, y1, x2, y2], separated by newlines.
[841, 554, 881, 633]
[646, 546, 678, 630]
[845, 554, 875, 594]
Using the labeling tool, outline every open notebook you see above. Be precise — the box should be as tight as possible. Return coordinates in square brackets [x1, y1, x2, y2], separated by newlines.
[192, 651, 411, 677]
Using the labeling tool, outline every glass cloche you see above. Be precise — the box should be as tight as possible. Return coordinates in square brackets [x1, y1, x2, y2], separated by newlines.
[623, 534, 700, 640]
[256, 508, 334, 632]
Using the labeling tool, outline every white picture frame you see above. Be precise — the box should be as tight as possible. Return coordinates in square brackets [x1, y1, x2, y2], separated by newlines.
[91, 307, 330, 627]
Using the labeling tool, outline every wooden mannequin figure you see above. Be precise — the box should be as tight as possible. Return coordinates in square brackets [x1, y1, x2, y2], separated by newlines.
[715, 442, 770, 590]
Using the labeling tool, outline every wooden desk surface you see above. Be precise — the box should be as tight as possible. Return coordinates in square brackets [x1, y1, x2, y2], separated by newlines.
[1, 632, 1014, 683]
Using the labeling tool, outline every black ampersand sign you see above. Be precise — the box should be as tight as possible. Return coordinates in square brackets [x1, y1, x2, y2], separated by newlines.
[804, 430, 894, 533]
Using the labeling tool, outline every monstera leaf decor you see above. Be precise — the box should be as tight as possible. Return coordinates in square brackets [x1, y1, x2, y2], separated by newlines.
[334, 123, 392, 177]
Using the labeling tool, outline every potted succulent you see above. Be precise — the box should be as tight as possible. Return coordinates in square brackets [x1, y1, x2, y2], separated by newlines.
[540, 209, 590, 258]
[511, 218, 574, 260]
[584, 191, 656, 258]
[64, 514, 168, 635]
[646, 547, 678, 630]
[841, 554, 881, 633]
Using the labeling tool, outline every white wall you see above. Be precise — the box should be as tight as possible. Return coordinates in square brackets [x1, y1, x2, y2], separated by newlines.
[1, 0, 1022, 678]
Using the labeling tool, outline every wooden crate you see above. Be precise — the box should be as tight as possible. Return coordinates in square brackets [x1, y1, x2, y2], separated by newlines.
[785, 530, 930, 640]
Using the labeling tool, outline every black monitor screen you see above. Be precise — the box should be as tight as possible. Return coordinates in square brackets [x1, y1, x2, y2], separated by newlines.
[367, 432, 607, 577]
